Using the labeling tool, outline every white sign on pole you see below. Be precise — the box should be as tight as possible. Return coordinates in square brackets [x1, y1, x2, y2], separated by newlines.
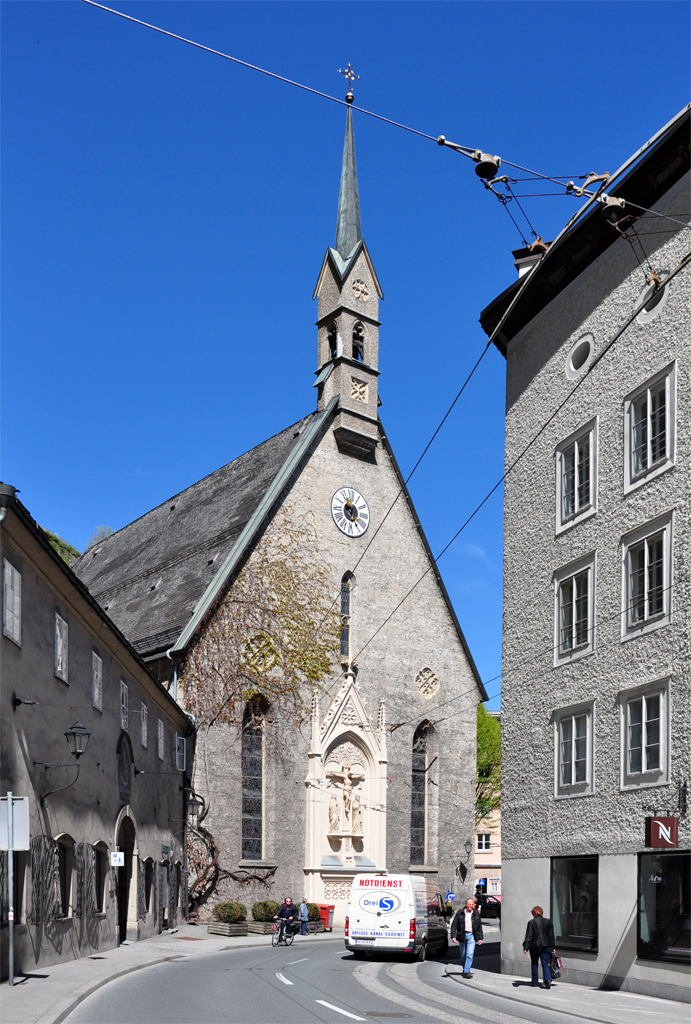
[111, 851, 125, 867]
[0, 797, 30, 850]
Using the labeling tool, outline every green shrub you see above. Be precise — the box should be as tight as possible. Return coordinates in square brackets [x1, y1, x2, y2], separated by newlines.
[252, 900, 279, 922]
[307, 903, 321, 922]
[212, 901, 247, 924]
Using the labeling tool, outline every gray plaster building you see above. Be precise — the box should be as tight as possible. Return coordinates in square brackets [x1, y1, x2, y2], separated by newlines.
[73, 107, 486, 928]
[480, 106, 690, 1000]
[1, 489, 190, 979]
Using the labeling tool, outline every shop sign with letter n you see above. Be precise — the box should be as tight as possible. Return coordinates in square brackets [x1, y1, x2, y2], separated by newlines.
[645, 816, 678, 848]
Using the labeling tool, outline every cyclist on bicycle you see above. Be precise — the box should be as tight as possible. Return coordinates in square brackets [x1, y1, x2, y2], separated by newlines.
[273, 897, 298, 942]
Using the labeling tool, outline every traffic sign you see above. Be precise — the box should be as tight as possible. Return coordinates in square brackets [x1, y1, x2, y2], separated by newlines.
[111, 851, 125, 867]
[446, 891, 455, 900]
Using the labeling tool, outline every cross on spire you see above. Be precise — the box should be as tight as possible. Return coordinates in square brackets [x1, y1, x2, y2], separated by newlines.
[338, 62, 360, 103]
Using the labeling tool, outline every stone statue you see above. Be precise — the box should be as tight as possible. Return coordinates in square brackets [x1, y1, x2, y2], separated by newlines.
[343, 783, 352, 822]
[352, 793, 363, 833]
[329, 793, 340, 832]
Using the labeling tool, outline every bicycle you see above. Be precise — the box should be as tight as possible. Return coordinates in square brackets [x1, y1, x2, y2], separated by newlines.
[271, 918, 297, 946]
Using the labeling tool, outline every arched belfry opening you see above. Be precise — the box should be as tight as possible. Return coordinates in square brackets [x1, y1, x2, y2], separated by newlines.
[328, 322, 338, 360]
[352, 322, 365, 361]
[340, 572, 354, 664]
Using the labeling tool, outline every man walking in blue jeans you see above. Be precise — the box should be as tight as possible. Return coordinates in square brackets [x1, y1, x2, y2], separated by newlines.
[451, 897, 483, 978]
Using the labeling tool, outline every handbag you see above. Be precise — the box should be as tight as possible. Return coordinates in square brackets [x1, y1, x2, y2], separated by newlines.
[549, 953, 562, 979]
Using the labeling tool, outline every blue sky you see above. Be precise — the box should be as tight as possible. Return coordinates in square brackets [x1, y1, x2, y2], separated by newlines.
[2, 1, 689, 708]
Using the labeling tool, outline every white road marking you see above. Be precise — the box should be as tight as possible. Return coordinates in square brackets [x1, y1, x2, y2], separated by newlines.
[315, 1000, 366, 1021]
[276, 972, 294, 985]
[287, 957, 309, 964]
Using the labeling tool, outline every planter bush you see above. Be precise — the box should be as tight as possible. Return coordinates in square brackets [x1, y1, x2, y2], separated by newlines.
[252, 900, 279, 922]
[212, 901, 247, 924]
[307, 903, 321, 922]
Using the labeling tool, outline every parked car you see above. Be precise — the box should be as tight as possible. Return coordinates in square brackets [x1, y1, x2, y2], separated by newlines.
[480, 895, 502, 919]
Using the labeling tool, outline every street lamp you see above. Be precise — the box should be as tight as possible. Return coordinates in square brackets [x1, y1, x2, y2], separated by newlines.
[186, 794, 204, 820]
[464, 839, 473, 858]
[35, 722, 92, 805]
[64, 722, 91, 759]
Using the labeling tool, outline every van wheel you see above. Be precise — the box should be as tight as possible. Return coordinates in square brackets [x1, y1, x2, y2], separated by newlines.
[416, 941, 427, 962]
[353, 950, 366, 959]
[438, 937, 448, 958]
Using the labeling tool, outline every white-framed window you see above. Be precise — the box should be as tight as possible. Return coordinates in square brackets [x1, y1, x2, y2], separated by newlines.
[3, 559, 22, 646]
[174, 733, 186, 772]
[554, 701, 595, 798]
[157, 719, 164, 761]
[623, 363, 676, 493]
[621, 512, 673, 641]
[92, 652, 103, 710]
[477, 833, 491, 852]
[554, 553, 596, 665]
[119, 681, 128, 732]
[488, 877, 501, 895]
[619, 678, 670, 790]
[55, 613, 69, 682]
[140, 703, 148, 748]
[556, 418, 597, 533]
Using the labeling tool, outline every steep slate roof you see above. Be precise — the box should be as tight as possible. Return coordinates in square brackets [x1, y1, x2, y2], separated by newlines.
[74, 413, 320, 657]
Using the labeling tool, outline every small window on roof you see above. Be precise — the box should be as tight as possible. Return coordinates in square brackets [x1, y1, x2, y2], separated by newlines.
[150, 578, 162, 591]
[208, 551, 220, 565]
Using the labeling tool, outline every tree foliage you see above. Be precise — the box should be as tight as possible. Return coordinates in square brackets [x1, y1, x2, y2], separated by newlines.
[85, 525, 114, 549]
[476, 704, 501, 825]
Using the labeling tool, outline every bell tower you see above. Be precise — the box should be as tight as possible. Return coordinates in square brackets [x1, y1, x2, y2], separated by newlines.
[313, 100, 383, 459]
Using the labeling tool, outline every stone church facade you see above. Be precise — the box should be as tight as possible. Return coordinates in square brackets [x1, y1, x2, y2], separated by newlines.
[75, 107, 486, 924]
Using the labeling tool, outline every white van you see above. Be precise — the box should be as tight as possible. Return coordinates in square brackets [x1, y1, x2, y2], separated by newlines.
[344, 872, 448, 960]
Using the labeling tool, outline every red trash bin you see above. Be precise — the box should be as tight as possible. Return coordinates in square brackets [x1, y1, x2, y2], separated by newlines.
[316, 903, 335, 931]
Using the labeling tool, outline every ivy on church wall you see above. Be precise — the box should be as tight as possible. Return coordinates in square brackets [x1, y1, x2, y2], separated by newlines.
[180, 510, 341, 728]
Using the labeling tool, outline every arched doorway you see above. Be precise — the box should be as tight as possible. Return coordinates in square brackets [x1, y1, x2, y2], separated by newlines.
[117, 816, 136, 942]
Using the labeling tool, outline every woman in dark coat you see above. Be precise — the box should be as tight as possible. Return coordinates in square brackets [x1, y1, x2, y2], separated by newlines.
[523, 906, 556, 988]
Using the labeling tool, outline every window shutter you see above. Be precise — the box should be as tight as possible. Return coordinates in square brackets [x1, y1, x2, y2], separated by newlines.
[120, 681, 129, 731]
[174, 734, 186, 772]
[92, 653, 103, 710]
[157, 719, 164, 760]
[3, 560, 21, 644]
[55, 615, 68, 680]
[141, 703, 148, 748]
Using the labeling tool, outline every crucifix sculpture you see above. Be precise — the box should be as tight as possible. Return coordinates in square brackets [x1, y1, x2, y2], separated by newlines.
[326, 762, 365, 833]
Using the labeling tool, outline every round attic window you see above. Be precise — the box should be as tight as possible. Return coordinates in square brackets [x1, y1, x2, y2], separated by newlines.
[636, 271, 670, 324]
[566, 334, 593, 380]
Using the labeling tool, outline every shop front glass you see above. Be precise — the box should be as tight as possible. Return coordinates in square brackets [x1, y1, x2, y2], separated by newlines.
[551, 855, 598, 952]
[638, 851, 690, 964]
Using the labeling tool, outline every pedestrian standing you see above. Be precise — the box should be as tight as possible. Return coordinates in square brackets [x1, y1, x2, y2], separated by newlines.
[522, 906, 556, 989]
[299, 898, 309, 936]
[451, 897, 483, 978]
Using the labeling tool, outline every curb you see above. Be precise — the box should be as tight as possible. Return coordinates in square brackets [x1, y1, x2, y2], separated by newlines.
[443, 964, 641, 1024]
[31, 934, 343, 1024]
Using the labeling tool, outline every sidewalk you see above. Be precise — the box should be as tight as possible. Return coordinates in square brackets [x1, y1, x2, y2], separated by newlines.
[0, 923, 340, 1024]
[444, 954, 687, 1024]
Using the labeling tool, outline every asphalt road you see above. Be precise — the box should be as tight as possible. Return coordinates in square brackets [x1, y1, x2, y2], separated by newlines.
[65, 937, 593, 1024]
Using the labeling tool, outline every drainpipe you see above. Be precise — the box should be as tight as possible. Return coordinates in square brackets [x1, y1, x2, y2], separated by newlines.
[165, 648, 178, 703]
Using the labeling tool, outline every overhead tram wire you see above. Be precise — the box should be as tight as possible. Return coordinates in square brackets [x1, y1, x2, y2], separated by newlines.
[321, 247, 691, 702]
[384, 576, 687, 733]
[80, 0, 450, 148]
[81, 2, 691, 241]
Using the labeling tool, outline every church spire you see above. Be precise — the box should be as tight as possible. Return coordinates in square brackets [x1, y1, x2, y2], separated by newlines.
[334, 107, 362, 260]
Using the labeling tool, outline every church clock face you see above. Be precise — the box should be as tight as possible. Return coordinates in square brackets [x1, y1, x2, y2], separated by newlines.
[331, 488, 370, 537]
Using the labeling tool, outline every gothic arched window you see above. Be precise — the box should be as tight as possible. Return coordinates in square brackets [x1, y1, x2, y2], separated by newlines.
[340, 572, 354, 662]
[352, 322, 365, 361]
[410, 723, 429, 865]
[328, 323, 338, 360]
[241, 699, 266, 860]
